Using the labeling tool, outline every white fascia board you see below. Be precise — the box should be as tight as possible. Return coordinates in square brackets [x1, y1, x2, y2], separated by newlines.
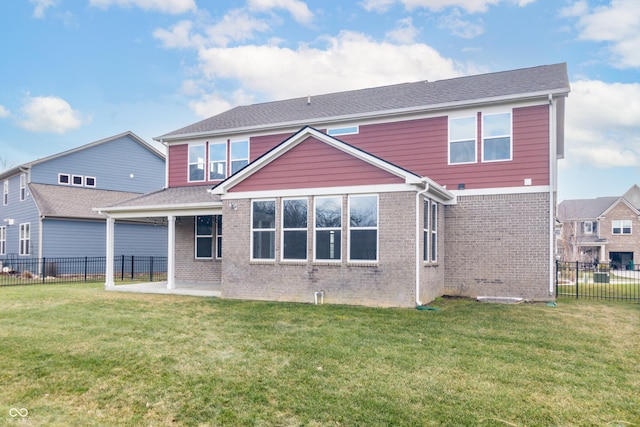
[94, 202, 222, 219]
[219, 183, 420, 200]
[450, 185, 551, 197]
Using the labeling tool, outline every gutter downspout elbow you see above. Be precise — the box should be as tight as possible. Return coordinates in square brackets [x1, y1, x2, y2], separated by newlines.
[415, 182, 430, 307]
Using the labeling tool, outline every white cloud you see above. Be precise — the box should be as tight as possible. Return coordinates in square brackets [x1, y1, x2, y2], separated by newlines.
[89, 0, 196, 14]
[559, 0, 588, 18]
[0, 105, 10, 118]
[360, 0, 532, 13]
[154, 20, 201, 49]
[30, 0, 57, 18]
[564, 80, 640, 168]
[247, 0, 314, 24]
[568, 0, 640, 68]
[439, 8, 484, 38]
[17, 96, 90, 134]
[385, 17, 419, 43]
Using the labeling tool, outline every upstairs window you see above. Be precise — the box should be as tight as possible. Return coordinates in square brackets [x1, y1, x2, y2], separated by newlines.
[315, 196, 342, 261]
[449, 116, 476, 164]
[85, 176, 96, 187]
[482, 112, 512, 162]
[252, 200, 276, 260]
[612, 220, 632, 235]
[327, 126, 359, 137]
[230, 140, 249, 174]
[282, 198, 308, 260]
[19, 223, 30, 256]
[72, 175, 83, 186]
[583, 221, 594, 234]
[348, 195, 378, 261]
[188, 144, 206, 182]
[19, 174, 26, 201]
[209, 142, 227, 180]
[3, 181, 8, 205]
[195, 215, 213, 259]
[58, 173, 70, 185]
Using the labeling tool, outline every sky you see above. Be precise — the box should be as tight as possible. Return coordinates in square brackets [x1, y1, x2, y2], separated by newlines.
[0, 0, 638, 201]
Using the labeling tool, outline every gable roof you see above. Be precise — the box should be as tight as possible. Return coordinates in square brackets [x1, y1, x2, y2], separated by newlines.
[211, 126, 454, 202]
[0, 131, 164, 181]
[158, 63, 570, 141]
[29, 183, 143, 220]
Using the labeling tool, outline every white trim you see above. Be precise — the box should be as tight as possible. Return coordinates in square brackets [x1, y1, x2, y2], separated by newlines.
[448, 115, 477, 165]
[481, 111, 513, 163]
[450, 185, 550, 197]
[220, 183, 419, 201]
[281, 197, 308, 262]
[58, 173, 71, 185]
[347, 194, 378, 263]
[85, 176, 96, 187]
[19, 173, 27, 201]
[208, 141, 227, 181]
[251, 199, 276, 261]
[195, 215, 214, 259]
[0, 226, 6, 256]
[71, 175, 83, 186]
[187, 142, 206, 183]
[313, 195, 343, 263]
[19, 222, 30, 256]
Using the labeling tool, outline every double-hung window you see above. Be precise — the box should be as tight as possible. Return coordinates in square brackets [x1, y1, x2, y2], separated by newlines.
[482, 112, 512, 162]
[348, 195, 378, 261]
[282, 198, 308, 260]
[230, 140, 249, 174]
[195, 216, 213, 259]
[252, 200, 276, 260]
[0, 226, 5, 255]
[612, 220, 632, 235]
[423, 199, 430, 261]
[431, 202, 438, 262]
[449, 116, 476, 164]
[315, 196, 342, 261]
[583, 221, 594, 234]
[215, 216, 222, 259]
[3, 180, 8, 205]
[19, 223, 30, 256]
[19, 174, 26, 201]
[188, 144, 206, 182]
[209, 142, 227, 180]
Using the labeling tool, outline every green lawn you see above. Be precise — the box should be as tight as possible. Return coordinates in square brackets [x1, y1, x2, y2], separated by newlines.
[1, 284, 638, 426]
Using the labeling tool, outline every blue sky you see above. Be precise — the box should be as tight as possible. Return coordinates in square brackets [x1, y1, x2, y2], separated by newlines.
[0, 0, 638, 201]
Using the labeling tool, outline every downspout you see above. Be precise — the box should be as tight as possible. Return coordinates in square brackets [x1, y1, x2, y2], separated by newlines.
[415, 182, 430, 307]
[548, 94, 557, 295]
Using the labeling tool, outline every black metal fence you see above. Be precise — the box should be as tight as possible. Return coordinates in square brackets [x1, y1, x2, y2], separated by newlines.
[556, 261, 640, 302]
[0, 255, 167, 287]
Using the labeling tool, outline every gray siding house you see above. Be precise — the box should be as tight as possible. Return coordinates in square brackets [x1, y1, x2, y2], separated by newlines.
[0, 132, 167, 261]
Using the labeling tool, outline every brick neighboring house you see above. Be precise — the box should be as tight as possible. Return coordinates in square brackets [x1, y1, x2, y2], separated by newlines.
[98, 63, 570, 307]
[557, 185, 640, 269]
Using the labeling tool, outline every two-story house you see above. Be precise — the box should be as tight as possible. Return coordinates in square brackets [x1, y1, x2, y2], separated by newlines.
[99, 63, 570, 307]
[0, 132, 167, 267]
[558, 185, 640, 269]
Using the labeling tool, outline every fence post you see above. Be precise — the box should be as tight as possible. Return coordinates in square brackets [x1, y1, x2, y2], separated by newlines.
[150, 256, 154, 282]
[41, 257, 46, 284]
[84, 256, 88, 282]
[131, 255, 135, 280]
[575, 261, 579, 299]
[121, 255, 125, 281]
[555, 260, 558, 298]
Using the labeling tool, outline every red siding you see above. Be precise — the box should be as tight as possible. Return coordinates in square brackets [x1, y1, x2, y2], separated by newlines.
[168, 144, 188, 187]
[229, 136, 404, 192]
[250, 132, 294, 162]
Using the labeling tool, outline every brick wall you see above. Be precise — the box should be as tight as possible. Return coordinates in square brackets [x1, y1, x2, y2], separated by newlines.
[443, 192, 552, 300]
[221, 192, 433, 307]
[174, 216, 221, 283]
[598, 202, 640, 265]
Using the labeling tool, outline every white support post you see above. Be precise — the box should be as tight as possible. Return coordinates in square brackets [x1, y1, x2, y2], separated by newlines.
[167, 215, 175, 290]
[105, 217, 115, 288]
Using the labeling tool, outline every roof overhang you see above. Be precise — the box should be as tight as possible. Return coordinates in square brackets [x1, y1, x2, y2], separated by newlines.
[94, 201, 222, 219]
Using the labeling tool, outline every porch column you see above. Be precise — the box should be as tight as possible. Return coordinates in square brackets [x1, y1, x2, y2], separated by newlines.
[167, 215, 175, 290]
[105, 217, 115, 287]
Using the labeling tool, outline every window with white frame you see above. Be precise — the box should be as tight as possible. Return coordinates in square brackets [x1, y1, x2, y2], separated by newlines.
[423, 199, 430, 261]
[209, 142, 227, 180]
[230, 140, 249, 175]
[215, 215, 222, 259]
[85, 176, 96, 187]
[349, 195, 378, 261]
[19, 223, 30, 256]
[72, 175, 83, 186]
[3, 180, 8, 205]
[0, 226, 6, 256]
[188, 144, 206, 182]
[315, 196, 342, 261]
[583, 221, 594, 234]
[449, 116, 476, 164]
[612, 220, 632, 235]
[252, 200, 276, 260]
[431, 202, 438, 262]
[327, 126, 359, 137]
[195, 216, 213, 259]
[482, 112, 512, 162]
[58, 173, 70, 185]
[19, 174, 26, 201]
[282, 198, 308, 260]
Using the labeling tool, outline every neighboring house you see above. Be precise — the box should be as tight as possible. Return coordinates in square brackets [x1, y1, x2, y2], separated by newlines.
[99, 63, 570, 307]
[557, 185, 640, 269]
[0, 132, 167, 264]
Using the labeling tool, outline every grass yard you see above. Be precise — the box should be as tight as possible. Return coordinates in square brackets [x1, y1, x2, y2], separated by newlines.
[0, 284, 639, 426]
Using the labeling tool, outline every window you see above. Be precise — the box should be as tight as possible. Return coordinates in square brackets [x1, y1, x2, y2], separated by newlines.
[431, 202, 438, 262]
[252, 200, 276, 260]
[583, 221, 594, 234]
[72, 175, 83, 186]
[423, 199, 430, 261]
[612, 220, 632, 235]
[3, 180, 8, 205]
[315, 196, 342, 261]
[58, 173, 70, 185]
[327, 126, 359, 137]
[85, 176, 96, 187]
[349, 195, 378, 261]
[482, 112, 512, 162]
[282, 198, 308, 260]
[19, 174, 26, 201]
[188, 144, 206, 182]
[0, 226, 5, 256]
[195, 216, 213, 259]
[215, 215, 222, 259]
[209, 142, 227, 180]
[231, 140, 249, 175]
[449, 116, 476, 164]
[19, 223, 30, 256]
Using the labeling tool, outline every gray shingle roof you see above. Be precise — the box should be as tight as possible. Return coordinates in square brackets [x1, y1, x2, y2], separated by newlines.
[557, 197, 620, 221]
[158, 63, 569, 140]
[29, 183, 143, 220]
[101, 185, 221, 209]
